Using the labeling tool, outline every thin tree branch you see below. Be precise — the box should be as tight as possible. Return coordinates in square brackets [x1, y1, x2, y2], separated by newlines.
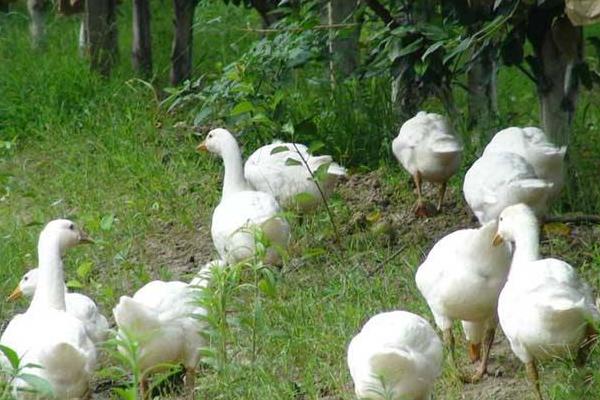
[239, 22, 360, 34]
[290, 143, 342, 246]
[515, 63, 538, 85]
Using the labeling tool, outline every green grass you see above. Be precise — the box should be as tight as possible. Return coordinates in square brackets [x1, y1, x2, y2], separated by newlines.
[1, 2, 600, 400]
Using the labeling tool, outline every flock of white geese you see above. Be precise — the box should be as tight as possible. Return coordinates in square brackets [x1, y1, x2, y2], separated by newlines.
[0, 112, 596, 400]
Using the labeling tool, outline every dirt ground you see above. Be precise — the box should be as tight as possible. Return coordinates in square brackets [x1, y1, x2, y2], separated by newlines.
[93, 169, 598, 399]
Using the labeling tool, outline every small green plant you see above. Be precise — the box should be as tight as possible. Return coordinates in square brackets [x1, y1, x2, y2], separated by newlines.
[195, 227, 283, 371]
[0, 345, 54, 399]
[106, 328, 182, 399]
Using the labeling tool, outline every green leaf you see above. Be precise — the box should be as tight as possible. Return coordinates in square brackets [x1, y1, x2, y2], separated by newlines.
[313, 162, 331, 183]
[0, 344, 20, 370]
[76, 261, 93, 280]
[100, 214, 114, 231]
[66, 279, 83, 289]
[443, 37, 473, 64]
[302, 247, 326, 259]
[18, 373, 54, 397]
[388, 38, 424, 62]
[308, 140, 325, 153]
[292, 192, 316, 206]
[258, 278, 277, 298]
[113, 387, 137, 400]
[194, 106, 213, 126]
[230, 101, 254, 116]
[282, 121, 294, 135]
[285, 158, 302, 167]
[421, 41, 444, 61]
[270, 145, 289, 155]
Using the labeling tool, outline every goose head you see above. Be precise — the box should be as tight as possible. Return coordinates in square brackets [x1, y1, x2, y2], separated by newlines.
[493, 204, 538, 246]
[7, 268, 38, 301]
[40, 219, 93, 255]
[196, 128, 237, 157]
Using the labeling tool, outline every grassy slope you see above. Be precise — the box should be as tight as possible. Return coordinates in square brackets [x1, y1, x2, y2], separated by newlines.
[1, 3, 600, 400]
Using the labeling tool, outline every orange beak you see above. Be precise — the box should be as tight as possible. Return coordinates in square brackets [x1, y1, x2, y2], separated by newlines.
[492, 233, 504, 247]
[7, 286, 23, 301]
[78, 229, 94, 244]
[196, 141, 208, 152]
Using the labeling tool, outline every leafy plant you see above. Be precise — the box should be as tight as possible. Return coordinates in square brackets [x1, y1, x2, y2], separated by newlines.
[0, 345, 54, 399]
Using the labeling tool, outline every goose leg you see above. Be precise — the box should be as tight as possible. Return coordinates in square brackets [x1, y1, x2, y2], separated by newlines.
[468, 342, 481, 363]
[526, 361, 544, 400]
[413, 171, 428, 217]
[185, 367, 196, 399]
[468, 326, 496, 383]
[140, 377, 149, 400]
[436, 182, 447, 212]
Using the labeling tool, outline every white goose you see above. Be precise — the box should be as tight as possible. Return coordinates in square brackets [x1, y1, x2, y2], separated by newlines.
[392, 111, 462, 216]
[415, 221, 511, 381]
[0, 220, 96, 399]
[7, 267, 109, 345]
[347, 311, 443, 400]
[197, 128, 291, 265]
[494, 204, 598, 400]
[463, 152, 554, 224]
[113, 270, 210, 398]
[244, 141, 346, 213]
[483, 126, 566, 199]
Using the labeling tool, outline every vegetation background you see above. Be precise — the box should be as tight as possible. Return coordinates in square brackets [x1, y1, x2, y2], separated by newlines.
[0, 0, 599, 399]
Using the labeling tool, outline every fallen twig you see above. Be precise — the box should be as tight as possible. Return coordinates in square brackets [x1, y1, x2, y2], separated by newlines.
[367, 244, 407, 277]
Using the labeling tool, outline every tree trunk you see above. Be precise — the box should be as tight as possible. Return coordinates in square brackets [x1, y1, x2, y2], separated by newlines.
[170, 0, 197, 85]
[391, 0, 432, 118]
[27, 0, 46, 48]
[78, 16, 89, 57]
[87, 0, 118, 76]
[132, 0, 152, 77]
[326, 0, 361, 83]
[467, 43, 498, 142]
[529, 9, 583, 146]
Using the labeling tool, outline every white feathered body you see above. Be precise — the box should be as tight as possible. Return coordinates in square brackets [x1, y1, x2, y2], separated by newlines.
[392, 112, 462, 183]
[65, 292, 109, 345]
[483, 127, 566, 199]
[212, 190, 290, 265]
[463, 152, 554, 224]
[498, 258, 598, 363]
[347, 311, 443, 400]
[0, 308, 96, 399]
[416, 222, 511, 342]
[113, 280, 206, 372]
[244, 142, 346, 212]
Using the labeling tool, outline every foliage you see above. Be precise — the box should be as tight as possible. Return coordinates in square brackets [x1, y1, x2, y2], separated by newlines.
[0, 345, 54, 399]
[163, 15, 326, 145]
[195, 228, 282, 371]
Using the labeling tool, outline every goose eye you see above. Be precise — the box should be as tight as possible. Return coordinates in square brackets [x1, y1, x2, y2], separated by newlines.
[24, 277, 28, 281]
[69, 223, 75, 230]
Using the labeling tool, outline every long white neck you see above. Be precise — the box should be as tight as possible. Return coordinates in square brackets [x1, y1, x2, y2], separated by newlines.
[220, 138, 250, 199]
[29, 235, 66, 311]
[507, 221, 540, 280]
